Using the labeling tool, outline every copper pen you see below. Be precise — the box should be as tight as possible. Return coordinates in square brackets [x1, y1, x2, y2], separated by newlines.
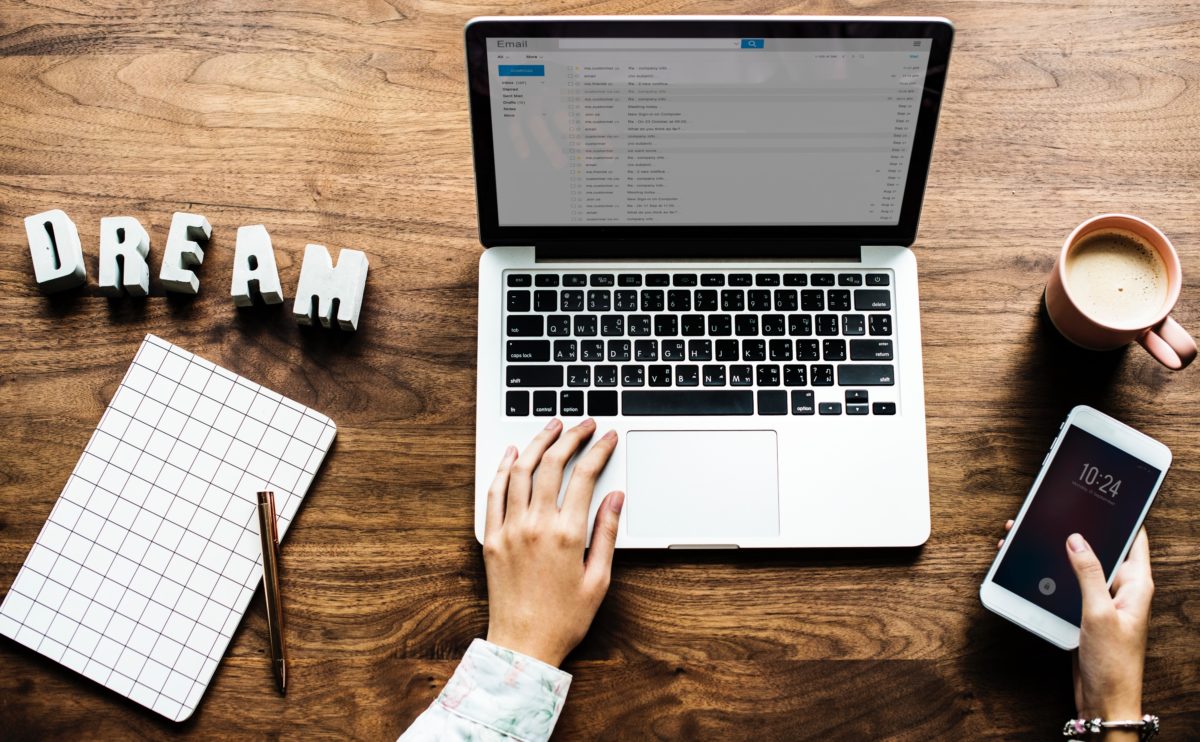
[256, 491, 287, 695]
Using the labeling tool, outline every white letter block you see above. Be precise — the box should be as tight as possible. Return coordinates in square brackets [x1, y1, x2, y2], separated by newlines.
[159, 212, 211, 294]
[292, 244, 368, 330]
[25, 209, 87, 293]
[98, 216, 151, 297]
[231, 225, 284, 307]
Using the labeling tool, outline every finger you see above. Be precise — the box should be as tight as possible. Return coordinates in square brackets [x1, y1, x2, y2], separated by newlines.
[1066, 533, 1113, 619]
[508, 419, 563, 517]
[1005, 520, 1014, 532]
[561, 429, 619, 523]
[585, 491, 624, 588]
[1113, 527, 1154, 612]
[996, 538, 1004, 550]
[530, 419, 596, 512]
[485, 446, 517, 536]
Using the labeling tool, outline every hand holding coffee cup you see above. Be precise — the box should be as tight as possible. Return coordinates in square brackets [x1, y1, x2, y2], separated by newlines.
[1046, 214, 1197, 370]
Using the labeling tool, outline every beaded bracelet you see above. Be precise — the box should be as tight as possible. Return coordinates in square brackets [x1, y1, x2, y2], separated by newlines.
[1063, 714, 1159, 740]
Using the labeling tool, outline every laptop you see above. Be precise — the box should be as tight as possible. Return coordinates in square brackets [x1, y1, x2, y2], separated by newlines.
[466, 16, 954, 548]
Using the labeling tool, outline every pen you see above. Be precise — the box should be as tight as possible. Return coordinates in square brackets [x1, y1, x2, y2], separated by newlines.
[256, 490, 287, 695]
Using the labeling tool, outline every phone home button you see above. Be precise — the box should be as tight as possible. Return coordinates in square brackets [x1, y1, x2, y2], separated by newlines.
[1038, 577, 1057, 596]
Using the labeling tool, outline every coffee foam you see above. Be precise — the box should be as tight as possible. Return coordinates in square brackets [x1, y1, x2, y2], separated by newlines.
[1065, 230, 1168, 328]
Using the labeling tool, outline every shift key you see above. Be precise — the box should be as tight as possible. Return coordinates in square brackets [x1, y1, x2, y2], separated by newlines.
[837, 364, 895, 386]
[507, 365, 563, 387]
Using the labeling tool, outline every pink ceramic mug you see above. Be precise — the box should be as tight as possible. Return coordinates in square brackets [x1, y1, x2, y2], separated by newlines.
[1045, 214, 1196, 370]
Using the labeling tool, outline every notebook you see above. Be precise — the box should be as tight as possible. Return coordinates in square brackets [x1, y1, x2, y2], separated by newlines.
[0, 334, 336, 721]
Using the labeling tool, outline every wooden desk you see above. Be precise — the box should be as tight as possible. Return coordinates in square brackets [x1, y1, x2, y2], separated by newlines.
[1, 2, 1197, 738]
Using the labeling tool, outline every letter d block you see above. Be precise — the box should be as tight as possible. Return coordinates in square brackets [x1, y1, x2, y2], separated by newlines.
[25, 209, 87, 293]
[292, 245, 369, 330]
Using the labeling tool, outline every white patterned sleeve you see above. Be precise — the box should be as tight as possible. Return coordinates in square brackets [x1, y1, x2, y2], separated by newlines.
[398, 639, 573, 742]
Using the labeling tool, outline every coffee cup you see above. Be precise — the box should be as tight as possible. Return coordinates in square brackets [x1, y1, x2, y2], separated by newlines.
[1045, 214, 1196, 370]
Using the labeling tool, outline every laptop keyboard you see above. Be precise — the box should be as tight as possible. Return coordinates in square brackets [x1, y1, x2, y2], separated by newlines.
[502, 271, 897, 417]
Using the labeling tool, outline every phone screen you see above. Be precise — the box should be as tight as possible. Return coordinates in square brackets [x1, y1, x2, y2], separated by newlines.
[993, 425, 1161, 625]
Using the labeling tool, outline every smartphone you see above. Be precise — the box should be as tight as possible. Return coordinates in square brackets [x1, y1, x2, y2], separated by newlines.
[980, 405, 1170, 649]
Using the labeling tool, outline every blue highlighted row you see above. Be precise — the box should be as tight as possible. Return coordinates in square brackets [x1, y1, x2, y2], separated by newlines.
[499, 65, 545, 77]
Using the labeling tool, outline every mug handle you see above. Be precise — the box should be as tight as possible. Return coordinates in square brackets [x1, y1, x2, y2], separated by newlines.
[1138, 316, 1197, 370]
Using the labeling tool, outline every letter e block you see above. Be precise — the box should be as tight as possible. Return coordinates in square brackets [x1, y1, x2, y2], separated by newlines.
[160, 212, 211, 294]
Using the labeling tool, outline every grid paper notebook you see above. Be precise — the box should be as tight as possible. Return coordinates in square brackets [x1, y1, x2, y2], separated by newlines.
[0, 334, 336, 721]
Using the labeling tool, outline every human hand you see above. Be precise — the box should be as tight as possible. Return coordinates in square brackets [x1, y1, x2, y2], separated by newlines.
[482, 418, 624, 667]
[997, 522, 1153, 725]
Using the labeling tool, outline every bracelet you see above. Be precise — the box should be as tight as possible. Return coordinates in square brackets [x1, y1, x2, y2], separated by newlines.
[1063, 714, 1159, 740]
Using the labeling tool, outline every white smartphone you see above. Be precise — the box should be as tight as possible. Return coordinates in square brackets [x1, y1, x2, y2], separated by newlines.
[980, 405, 1170, 649]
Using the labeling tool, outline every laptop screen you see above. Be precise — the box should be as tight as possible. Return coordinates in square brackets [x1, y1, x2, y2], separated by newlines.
[485, 37, 932, 228]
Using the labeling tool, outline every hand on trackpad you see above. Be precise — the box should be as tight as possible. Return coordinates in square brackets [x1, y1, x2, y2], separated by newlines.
[625, 430, 780, 542]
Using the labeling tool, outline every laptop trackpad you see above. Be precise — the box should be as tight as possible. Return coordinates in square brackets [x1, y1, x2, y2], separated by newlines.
[626, 430, 779, 542]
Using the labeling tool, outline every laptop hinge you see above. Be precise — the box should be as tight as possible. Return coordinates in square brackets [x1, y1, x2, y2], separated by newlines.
[534, 241, 863, 262]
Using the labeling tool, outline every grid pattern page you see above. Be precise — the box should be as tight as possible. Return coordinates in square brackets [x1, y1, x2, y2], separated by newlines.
[0, 334, 336, 722]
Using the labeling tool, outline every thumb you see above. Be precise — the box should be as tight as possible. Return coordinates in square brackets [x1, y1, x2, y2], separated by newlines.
[1067, 533, 1112, 618]
[585, 491, 624, 586]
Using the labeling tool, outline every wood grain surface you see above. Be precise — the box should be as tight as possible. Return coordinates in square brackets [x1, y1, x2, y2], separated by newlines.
[1, 1, 1198, 739]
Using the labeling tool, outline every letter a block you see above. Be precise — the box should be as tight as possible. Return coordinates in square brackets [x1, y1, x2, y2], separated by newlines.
[160, 212, 212, 294]
[231, 225, 284, 306]
[292, 245, 368, 330]
[25, 209, 87, 293]
[98, 216, 151, 297]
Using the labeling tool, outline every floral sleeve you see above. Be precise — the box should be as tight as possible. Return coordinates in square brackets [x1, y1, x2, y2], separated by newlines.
[398, 639, 573, 742]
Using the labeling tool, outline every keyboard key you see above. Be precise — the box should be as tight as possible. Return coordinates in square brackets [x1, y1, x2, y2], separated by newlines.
[729, 274, 753, 286]
[701, 273, 725, 286]
[788, 314, 813, 336]
[811, 364, 834, 386]
[507, 340, 549, 362]
[621, 365, 645, 387]
[547, 315, 570, 337]
[594, 365, 618, 387]
[590, 274, 615, 287]
[847, 404, 869, 416]
[533, 391, 556, 416]
[762, 314, 785, 336]
[675, 365, 699, 387]
[506, 391, 529, 416]
[623, 390, 754, 415]
[534, 290, 557, 312]
[812, 274, 835, 286]
[615, 290, 638, 311]
[783, 273, 808, 286]
[646, 274, 670, 287]
[869, 315, 892, 336]
[702, 365, 726, 386]
[801, 290, 825, 311]
[769, 339, 793, 361]
[774, 290, 798, 311]
[797, 339, 820, 361]
[641, 290, 665, 312]
[742, 339, 766, 362]
[618, 274, 642, 287]
[560, 391, 584, 416]
[850, 339, 894, 361]
[600, 315, 624, 337]
[681, 314, 706, 336]
[574, 315, 598, 337]
[758, 390, 787, 415]
[755, 273, 780, 286]
[716, 339, 739, 361]
[721, 290, 745, 311]
[507, 316, 544, 337]
[634, 339, 658, 362]
[586, 290, 610, 312]
[507, 274, 531, 287]
[507, 291, 531, 312]
[628, 315, 652, 336]
[553, 340, 577, 362]
[791, 390, 815, 415]
[816, 315, 839, 336]
[819, 402, 842, 415]
[662, 340, 686, 361]
[694, 290, 719, 311]
[866, 273, 890, 286]
[730, 365, 753, 386]
[688, 339, 712, 361]
[667, 290, 691, 312]
[561, 290, 585, 312]
[756, 364, 780, 387]
[708, 314, 732, 336]
[673, 274, 698, 287]
[837, 364, 895, 386]
[827, 290, 851, 312]
[735, 314, 759, 336]
[648, 365, 672, 386]
[654, 314, 678, 336]
[563, 274, 587, 287]
[581, 340, 604, 362]
[588, 390, 618, 416]
[838, 274, 864, 286]
[822, 339, 847, 362]
[842, 314, 865, 336]
[854, 290, 892, 311]
[873, 402, 897, 415]
[845, 390, 869, 404]
[535, 274, 559, 287]
[784, 364, 807, 386]
[507, 365, 563, 387]
[607, 340, 631, 362]
[748, 290, 771, 311]
[567, 366, 591, 387]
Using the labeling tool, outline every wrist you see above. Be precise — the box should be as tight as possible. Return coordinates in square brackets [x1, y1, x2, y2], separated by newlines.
[485, 630, 567, 668]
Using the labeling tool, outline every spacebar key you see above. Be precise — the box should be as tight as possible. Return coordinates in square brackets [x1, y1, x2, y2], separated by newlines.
[622, 390, 754, 415]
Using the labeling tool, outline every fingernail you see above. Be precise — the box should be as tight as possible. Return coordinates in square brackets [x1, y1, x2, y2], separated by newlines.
[609, 491, 625, 513]
[582, 417, 597, 429]
[602, 429, 617, 442]
[545, 418, 560, 431]
[505, 445, 517, 463]
[1068, 533, 1088, 553]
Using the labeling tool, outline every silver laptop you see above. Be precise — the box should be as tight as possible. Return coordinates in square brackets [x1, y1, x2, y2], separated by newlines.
[466, 16, 954, 548]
